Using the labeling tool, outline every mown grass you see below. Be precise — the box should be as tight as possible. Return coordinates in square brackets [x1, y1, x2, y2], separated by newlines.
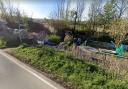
[10, 45, 128, 89]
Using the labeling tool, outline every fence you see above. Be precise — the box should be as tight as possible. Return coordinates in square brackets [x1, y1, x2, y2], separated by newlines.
[71, 46, 128, 79]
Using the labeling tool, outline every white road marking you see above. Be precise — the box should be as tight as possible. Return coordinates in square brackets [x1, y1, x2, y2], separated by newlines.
[0, 50, 58, 89]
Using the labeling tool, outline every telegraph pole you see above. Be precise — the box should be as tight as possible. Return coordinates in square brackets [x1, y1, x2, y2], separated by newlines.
[18, 23, 25, 43]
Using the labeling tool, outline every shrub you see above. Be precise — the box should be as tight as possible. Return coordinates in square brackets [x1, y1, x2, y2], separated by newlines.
[18, 43, 30, 48]
[47, 35, 61, 43]
[0, 37, 7, 48]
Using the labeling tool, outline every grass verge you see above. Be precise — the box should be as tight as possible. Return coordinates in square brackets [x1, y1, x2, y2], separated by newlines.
[8, 45, 128, 89]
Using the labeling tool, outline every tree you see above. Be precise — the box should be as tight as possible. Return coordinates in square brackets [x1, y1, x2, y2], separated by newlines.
[115, 0, 128, 18]
[76, 0, 85, 22]
[55, 0, 65, 20]
[0, 0, 30, 29]
[70, 10, 78, 32]
[102, 0, 117, 28]
[65, 0, 71, 20]
[88, 0, 103, 30]
[0, 0, 7, 20]
[110, 20, 128, 46]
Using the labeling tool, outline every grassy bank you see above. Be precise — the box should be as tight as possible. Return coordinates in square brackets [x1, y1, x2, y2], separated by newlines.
[9, 45, 128, 89]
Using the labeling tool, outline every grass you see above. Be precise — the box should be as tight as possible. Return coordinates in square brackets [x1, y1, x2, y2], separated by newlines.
[9, 44, 128, 89]
[0, 37, 7, 48]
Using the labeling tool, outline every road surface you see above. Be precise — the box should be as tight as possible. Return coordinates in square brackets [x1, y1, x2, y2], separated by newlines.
[0, 50, 65, 89]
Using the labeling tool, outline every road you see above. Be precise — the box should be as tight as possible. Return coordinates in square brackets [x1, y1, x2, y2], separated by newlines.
[0, 50, 65, 89]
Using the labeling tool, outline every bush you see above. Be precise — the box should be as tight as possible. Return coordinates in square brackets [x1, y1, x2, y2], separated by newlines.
[18, 43, 30, 48]
[47, 35, 61, 43]
[0, 37, 7, 48]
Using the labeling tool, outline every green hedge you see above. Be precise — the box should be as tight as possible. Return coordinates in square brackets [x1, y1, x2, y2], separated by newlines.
[10, 45, 128, 89]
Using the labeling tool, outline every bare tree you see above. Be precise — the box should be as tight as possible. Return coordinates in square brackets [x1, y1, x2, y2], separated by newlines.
[56, 0, 65, 20]
[0, 0, 26, 24]
[115, 0, 128, 18]
[76, 0, 85, 22]
[65, 0, 71, 20]
[0, 0, 7, 19]
[88, 0, 103, 29]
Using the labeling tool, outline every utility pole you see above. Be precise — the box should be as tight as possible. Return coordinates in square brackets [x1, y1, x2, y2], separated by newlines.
[73, 11, 78, 35]
[18, 23, 25, 43]
[73, 11, 77, 31]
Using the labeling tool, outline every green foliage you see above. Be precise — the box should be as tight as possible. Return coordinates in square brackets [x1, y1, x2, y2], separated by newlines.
[103, 0, 116, 25]
[0, 37, 7, 48]
[23, 15, 30, 31]
[10, 45, 128, 89]
[47, 35, 61, 43]
[18, 43, 30, 48]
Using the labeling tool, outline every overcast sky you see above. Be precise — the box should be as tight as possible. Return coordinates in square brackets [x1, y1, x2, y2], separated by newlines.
[9, 0, 106, 19]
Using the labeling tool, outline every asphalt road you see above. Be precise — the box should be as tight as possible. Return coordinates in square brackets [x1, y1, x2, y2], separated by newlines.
[0, 50, 65, 89]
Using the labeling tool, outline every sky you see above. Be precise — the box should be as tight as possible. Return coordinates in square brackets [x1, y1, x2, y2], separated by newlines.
[11, 0, 56, 19]
[9, 0, 105, 20]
